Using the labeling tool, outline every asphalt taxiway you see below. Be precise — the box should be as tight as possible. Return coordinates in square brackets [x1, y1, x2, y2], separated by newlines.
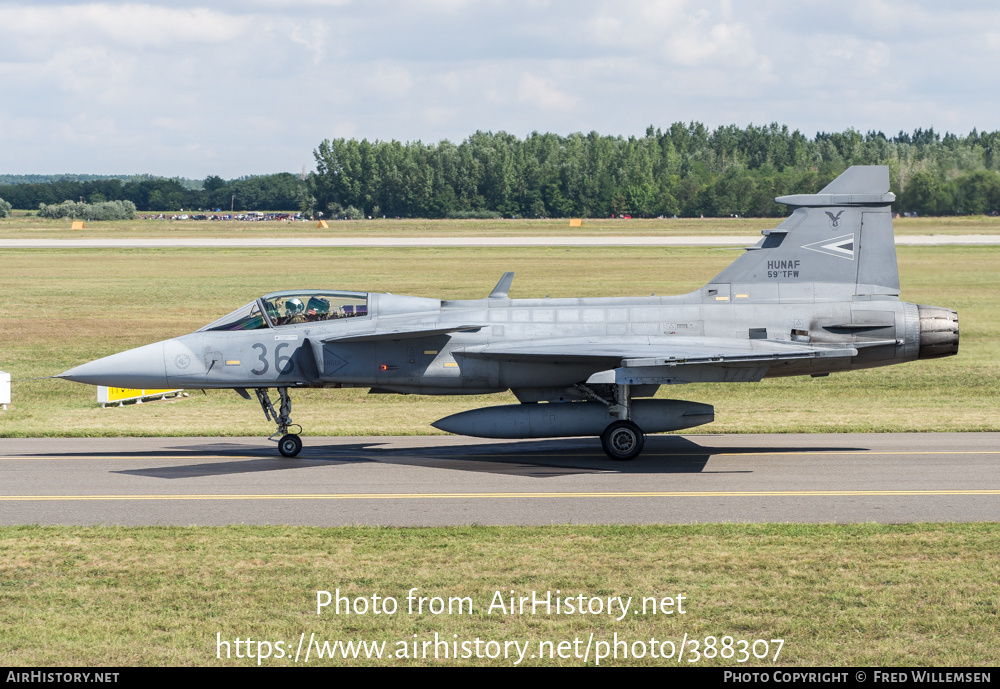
[1, 433, 997, 525]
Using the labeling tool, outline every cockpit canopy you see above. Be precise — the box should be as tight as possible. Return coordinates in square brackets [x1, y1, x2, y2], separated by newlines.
[199, 290, 369, 331]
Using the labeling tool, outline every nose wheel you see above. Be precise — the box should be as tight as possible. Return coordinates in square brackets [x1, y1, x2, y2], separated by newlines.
[278, 433, 303, 458]
[256, 387, 303, 457]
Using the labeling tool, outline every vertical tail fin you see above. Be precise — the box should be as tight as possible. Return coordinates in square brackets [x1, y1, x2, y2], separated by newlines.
[707, 166, 898, 302]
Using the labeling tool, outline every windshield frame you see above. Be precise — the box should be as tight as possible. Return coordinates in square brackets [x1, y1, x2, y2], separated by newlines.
[197, 300, 269, 332]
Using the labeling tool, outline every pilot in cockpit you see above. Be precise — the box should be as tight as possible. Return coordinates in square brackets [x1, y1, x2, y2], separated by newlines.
[284, 298, 308, 324]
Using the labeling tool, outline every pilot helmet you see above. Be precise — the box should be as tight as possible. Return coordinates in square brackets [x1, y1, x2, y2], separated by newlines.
[306, 296, 331, 314]
[286, 298, 304, 315]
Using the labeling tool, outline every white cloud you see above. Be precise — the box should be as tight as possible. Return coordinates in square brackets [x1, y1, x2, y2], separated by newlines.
[1, 1, 999, 176]
[518, 74, 576, 111]
[279, 17, 331, 64]
[0, 4, 252, 50]
[420, 106, 457, 129]
[368, 63, 415, 99]
[661, 20, 758, 68]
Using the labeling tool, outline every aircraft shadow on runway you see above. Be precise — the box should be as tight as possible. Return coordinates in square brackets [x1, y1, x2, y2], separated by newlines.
[111, 436, 871, 479]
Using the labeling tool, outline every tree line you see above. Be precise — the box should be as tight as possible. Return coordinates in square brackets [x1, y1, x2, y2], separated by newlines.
[0, 173, 203, 189]
[37, 200, 137, 220]
[307, 125, 1000, 218]
[0, 173, 303, 213]
[4, 124, 1000, 218]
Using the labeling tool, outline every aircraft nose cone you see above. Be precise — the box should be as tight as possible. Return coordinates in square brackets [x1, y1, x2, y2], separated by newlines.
[58, 342, 168, 388]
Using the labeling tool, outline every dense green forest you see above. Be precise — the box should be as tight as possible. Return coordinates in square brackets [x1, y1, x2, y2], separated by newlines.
[307, 125, 1000, 218]
[0, 173, 204, 189]
[0, 173, 302, 214]
[4, 124, 1000, 217]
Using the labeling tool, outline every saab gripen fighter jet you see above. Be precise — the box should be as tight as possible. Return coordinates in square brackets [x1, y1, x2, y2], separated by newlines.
[59, 166, 959, 460]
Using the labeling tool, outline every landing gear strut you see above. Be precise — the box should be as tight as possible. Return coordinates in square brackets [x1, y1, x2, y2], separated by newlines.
[574, 382, 647, 460]
[255, 387, 303, 457]
[601, 383, 645, 461]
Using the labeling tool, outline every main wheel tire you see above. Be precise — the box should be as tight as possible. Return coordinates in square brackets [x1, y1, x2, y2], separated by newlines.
[600, 421, 645, 461]
[278, 433, 303, 458]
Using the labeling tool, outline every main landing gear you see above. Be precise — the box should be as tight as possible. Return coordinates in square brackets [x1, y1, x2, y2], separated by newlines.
[601, 420, 644, 461]
[255, 387, 303, 457]
[576, 382, 647, 461]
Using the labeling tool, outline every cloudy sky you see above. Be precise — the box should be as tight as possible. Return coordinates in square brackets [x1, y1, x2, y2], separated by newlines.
[1, 0, 998, 178]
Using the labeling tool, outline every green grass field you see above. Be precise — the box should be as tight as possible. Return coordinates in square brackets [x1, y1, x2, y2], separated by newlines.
[2, 212, 1000, 239]
[2, 524, 998, 666]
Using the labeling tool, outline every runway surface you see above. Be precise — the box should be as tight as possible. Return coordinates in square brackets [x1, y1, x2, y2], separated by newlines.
[1, 433, 997, 526]
[1, 235, 998, 248]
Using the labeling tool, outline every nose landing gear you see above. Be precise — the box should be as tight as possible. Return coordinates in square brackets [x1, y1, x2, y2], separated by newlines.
[255, 387, 303, 457]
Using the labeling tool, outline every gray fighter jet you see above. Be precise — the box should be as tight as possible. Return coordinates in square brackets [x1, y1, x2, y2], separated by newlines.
[59, 166, 959, 460]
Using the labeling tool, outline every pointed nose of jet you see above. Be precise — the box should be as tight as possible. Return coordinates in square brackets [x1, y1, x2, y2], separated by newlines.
[58, 341, 169, 388]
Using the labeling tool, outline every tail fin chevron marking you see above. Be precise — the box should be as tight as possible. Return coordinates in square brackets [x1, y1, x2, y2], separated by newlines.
[802, 234, 856, 260]
[706, 166, 899, 302]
